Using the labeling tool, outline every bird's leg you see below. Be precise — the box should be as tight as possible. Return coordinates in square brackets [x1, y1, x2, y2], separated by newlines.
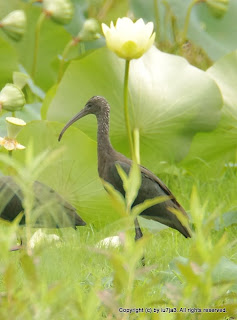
[134, 217, 143, 241]
[134, 218, 145, 266]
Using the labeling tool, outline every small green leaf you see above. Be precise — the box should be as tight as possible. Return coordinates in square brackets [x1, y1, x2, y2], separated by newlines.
[20, 253, 38, 283]
[115, 162, 141, 209]
[213, 256, 237, 288]
[4, 263, 17, 294]
[132, 195, 170, 217]
[101, 179, 126, 217]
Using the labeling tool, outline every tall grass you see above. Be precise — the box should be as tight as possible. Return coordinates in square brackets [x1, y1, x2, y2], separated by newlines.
[0, 159, 236, 319]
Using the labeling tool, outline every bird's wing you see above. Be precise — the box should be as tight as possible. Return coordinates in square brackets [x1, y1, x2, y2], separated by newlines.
[139, 164, 187, 216]
[111, 161, 191, 238]
[33, 181, 86, 227]
[0, 176, 24, 222]
[111, 160, 187, 216]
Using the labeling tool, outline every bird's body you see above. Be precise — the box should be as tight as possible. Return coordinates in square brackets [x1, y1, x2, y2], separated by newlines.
[105, 159, 190, 238]
[59, 96, 191, 239]
[0, 176, 86, 228]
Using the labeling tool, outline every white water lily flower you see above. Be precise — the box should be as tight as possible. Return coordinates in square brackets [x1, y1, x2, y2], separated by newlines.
[102, 17, 155, 60]
[0, 137, 25, 151]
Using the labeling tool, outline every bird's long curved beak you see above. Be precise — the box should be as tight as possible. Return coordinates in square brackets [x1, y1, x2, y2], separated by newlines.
[58, 108, 88, 141]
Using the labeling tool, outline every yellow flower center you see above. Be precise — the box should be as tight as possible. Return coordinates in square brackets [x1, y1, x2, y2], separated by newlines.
[120, 40, 138, 59]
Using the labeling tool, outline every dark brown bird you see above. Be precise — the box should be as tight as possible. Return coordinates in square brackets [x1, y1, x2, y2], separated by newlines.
[58, 96, 192, 240]
[0, 176, 86, 228]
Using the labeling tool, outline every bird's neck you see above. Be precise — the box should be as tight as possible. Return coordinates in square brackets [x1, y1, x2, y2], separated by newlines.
[96, 111, 113, 157]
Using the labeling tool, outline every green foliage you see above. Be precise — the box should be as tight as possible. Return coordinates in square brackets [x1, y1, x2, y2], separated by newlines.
[14, 6, 72, 90]
[47, 46, 222, 167]
[0, 0, 236, 319]
[182, 49, 237, 175]
[115, 161, 141, 211]
[135, 0, 237, 61]
[14, 121, 120, 227]
[0, 37, 18, 88]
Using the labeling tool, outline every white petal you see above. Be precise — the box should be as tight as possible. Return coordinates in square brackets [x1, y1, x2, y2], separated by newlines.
[16, 142, 25, 150]
[110, 21, 115, 30]
[134, 18, 145, 29]
[116, 17, 133, 30]
[143, 22, 154, 38]
[106, 28, 123, 51]
[135, 26, 155, 52]
[103, 16, 155, 59]
[101, 23, 110, 36]
[147, 32, 156, 49]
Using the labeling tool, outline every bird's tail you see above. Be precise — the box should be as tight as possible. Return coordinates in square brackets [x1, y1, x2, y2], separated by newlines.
[175, 221, 192, 238]
[74, 214, 86, 226]
[168, 207, 192, 238]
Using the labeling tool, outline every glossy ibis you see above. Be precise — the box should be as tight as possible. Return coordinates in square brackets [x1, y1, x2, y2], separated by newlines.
[58, 96, 192, 240]
[0, 175, 86, 228]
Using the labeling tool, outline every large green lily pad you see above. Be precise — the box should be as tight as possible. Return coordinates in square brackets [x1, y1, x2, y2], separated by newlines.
[14, 120, 120, 228]
[182, 50, 237, 173]
[0, 37, 18, 88]
[47, 46, 222, 171]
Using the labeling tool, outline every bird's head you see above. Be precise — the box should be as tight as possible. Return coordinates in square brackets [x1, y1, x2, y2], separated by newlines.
[58, 96, 110, 141]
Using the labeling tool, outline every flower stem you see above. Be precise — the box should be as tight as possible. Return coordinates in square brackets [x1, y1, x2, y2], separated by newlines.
[133, 128, 140, 164]
[123, 59, 134, 159]
[182, 0, 199, 43]
[153, 0, 160, 42]
[58, 39, 78, 83]
[8, 150, 14, 175]
[31, 12, 45, 79]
